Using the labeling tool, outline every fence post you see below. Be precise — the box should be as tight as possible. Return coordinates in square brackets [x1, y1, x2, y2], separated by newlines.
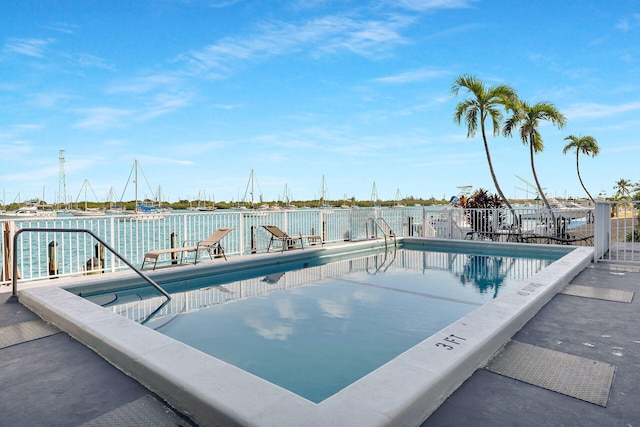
[250, 225, 256, 254]
[594, 202, 611, 263]
[170, 232, 178, 264]
[48, 241, 58, 278]
[95, 242, 105, 272]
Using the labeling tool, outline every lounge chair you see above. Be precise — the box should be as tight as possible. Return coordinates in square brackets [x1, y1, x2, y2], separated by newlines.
[263, 225, 322, 253]
[142, 227, 233, 270]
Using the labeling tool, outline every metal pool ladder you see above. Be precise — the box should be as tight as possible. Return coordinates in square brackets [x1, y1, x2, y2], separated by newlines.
[11, 227, 171, 302]
[367, 217, 397, 251]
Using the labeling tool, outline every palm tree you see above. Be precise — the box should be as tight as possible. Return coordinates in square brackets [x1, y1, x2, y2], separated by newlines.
[451, 75, 517, 216]
[503, 99, 567, 214]
[614, 178, 634, 199]
[562, 135, 600, 204]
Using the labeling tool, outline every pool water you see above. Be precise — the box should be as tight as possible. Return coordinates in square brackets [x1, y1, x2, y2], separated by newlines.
[97, 247, 561, 403]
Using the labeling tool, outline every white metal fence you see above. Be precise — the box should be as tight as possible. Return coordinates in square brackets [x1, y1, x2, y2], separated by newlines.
[594, 201, 639, 264]
[0, 204, 600, 285]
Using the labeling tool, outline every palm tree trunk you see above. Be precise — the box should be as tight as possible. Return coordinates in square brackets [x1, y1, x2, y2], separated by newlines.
[529, 136, 556, 227]
[576, 151, 595, 204]
[481, 120, 519, 228]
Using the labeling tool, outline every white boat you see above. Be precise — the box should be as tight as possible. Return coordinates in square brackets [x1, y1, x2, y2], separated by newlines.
[71, 179, 106, 217]
[121, 205, 164, 221]
[241, 169, 266, 210]
[393, 188, 406, 208]
[72, 207, 106, 217]
[118, 160, 164, 221]
[0, 205, 57, 220]
[196, 189, 217, 211]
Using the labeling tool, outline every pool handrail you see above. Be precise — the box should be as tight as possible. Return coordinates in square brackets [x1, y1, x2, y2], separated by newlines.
[12, 227, 171, 301]
[368, 217, 397, 251]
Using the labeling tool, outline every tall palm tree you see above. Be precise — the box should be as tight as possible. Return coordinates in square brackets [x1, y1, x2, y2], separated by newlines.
[503, 99, 566, 214]
[451, 74, 517, 216]
[562, 135, 600, 204]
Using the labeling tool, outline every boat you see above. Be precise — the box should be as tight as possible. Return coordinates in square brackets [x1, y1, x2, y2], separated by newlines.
[317, 175, 332, 208]
[72, 179, 105, 217]
[371, 181, 381, 208]
[282, 183, 297, 210]
[393, 188, 406, 208]
[105, 187, 125, 214]
[72, 207, 105, 217]
[196, 190, 217, 211]
[118, 160, 164, 221]
[0, 204, 57, 220]
[122, 205, 164, 221]
[241, 169, 265, 209]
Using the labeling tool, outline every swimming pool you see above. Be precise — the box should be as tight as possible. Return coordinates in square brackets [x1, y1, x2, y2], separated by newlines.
[19, 238, 593, 426]
[86, 245, 560, 403]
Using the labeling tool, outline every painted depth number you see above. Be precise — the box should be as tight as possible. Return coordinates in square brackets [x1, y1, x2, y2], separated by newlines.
[435, 334, 466, 351]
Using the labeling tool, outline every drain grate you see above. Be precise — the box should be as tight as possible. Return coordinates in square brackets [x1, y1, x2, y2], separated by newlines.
[78, 394, 190, 427]
[485, 341, 615, 407]
[562, 284, 634, 303]
[0, 319, 60, 349]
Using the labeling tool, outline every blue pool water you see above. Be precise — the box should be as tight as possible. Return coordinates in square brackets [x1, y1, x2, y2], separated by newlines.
[93, 246, 564, 403]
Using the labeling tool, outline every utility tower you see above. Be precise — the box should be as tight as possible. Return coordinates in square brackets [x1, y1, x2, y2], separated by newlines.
[58, 149, 67, 207]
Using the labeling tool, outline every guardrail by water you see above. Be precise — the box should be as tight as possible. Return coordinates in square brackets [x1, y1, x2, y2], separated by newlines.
[0, 205, 599, 285]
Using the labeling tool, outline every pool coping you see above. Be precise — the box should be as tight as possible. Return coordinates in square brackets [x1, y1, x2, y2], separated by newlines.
[18, 238, 593, 427]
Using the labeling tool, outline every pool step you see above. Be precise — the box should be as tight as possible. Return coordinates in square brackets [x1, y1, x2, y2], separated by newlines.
[561, 284, 634, 303]
[0, 319, 60, 349]
[485, 340, 615, 407]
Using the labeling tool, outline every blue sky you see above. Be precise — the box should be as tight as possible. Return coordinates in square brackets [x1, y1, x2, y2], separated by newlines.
[1, 0, 639, 205]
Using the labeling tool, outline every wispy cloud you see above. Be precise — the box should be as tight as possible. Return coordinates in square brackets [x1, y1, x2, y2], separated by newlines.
[74, 90, 190, 128]
[108, 75, 181, 94]
[0, 124, 42, 140]
[0, 165, 59, 183]
[73, 107, 133, 129]
[76, 53, 113, 69]
[210, 0, 244, 8]
[137, 92, 192, 121]
[565, 101, 640, 120]
[180, 13, 412, 75]
[616, 14, 640, 31]
[389, 0, 477, 11]
[29, 92, 74, 108]
[213, 103, 244, 110]
[371, 68, 447, 84]
[3, 37, 54, 57]
[41, 22, 78, 34]
[138, 155, 195, 166]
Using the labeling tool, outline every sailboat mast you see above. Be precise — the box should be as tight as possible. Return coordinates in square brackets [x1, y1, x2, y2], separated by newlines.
[134, 159, 138, 211]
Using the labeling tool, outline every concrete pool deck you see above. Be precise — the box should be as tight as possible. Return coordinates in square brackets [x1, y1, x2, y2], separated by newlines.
[1, 241, 638, 426]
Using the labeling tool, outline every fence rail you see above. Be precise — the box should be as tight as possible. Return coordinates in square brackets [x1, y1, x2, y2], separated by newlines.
[0, 204, 602, 285]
